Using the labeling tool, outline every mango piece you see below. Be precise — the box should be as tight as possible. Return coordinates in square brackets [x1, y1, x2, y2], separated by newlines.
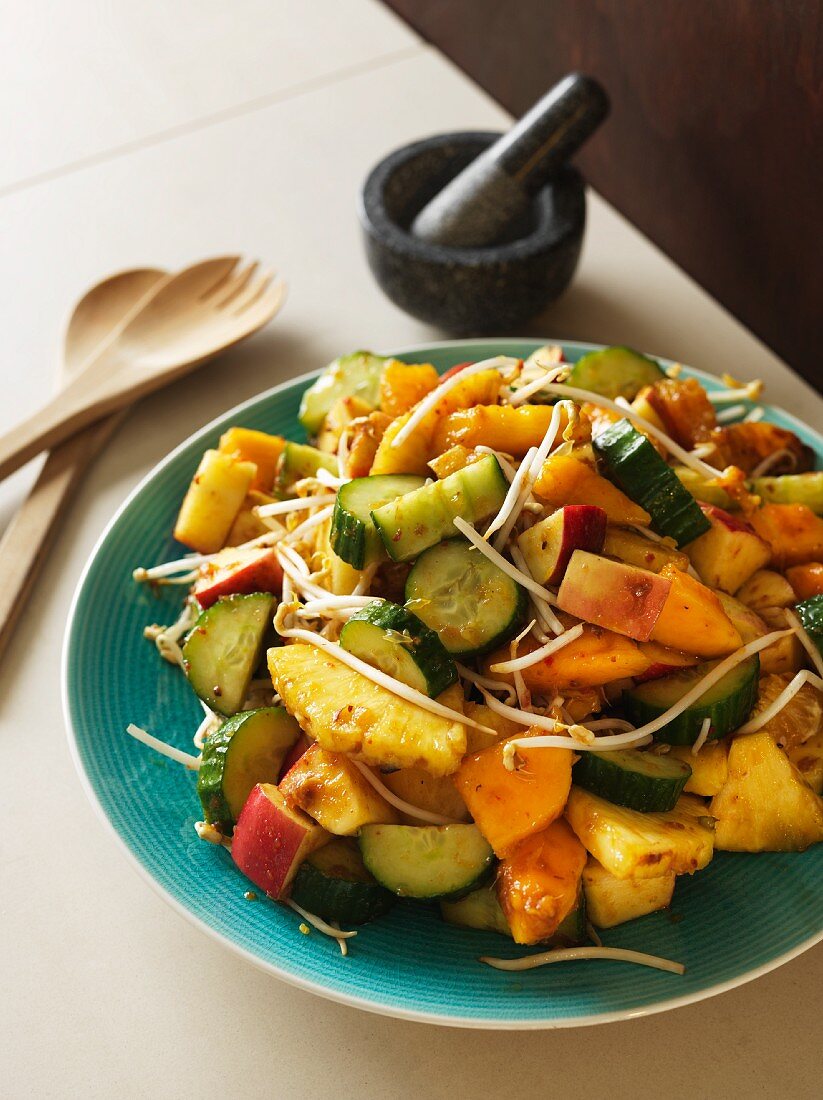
[533, 454, 651, 526]
[651, 565, 742, 657]
[786, 562, 823, 601]
[496, 819, 587, 944]
[174, 449, 256, 553]
[454, 730, 572, 856]
[431, 404, 576, 458]
[379, 360, 439, 418]
[749, 503, 823, 568]
[218, 427, 285, 492]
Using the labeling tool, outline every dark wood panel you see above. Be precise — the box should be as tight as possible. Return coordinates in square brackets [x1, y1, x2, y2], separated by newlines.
[385, 0, 823, 388]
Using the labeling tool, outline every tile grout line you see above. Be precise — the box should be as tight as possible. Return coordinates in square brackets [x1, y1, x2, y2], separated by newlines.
[0, 42, 425, 200]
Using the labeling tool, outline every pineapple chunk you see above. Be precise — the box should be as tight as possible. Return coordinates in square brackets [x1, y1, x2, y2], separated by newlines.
[669, 742, 729, 797]
[268, 644, 466, 776]
[602, 528, 690, 574]
[582, 858, 675, 929]
[316, 394, 374, 455]
[787, 729, 823, 794]
[735, 568, 795, 611]
[685, 506, 771, 594]
[565, 788, 715, 879]
[345, 410, 392, 478]
[174, 449, 256, 553]
[224, 490, 277, 547]
[428, 444, 484, 479]
[454, 731, 572, 856]
[710, 731, 823, 851]
[381, 767, 470, 824]
[496, 819, 587, 944]
[462, 702, 520, 752]
[279, 744, 399, 834]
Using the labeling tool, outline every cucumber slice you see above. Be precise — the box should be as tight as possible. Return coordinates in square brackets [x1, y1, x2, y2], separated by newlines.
[795, 595, 823, 654]
[594, 419, 711, 546]
[273, 442, 338, 496]
[623, 654, 760, 745]
[298, 351, 385, 436]
[372, 454, 508, 563]
[440, 882, 587, 945]
[405, 538, 527, 656]
[753, 473, 823, 514]
[569, 346, 665, 400]
[331, 474, 425, 568]
[359, 824, 494, 900]
[289, 837, 396, 924]
[572, 749, 692, 812]
[183, 593, 274, 715]
[197, 707, 301, 827]
[339, 600, 457, 697]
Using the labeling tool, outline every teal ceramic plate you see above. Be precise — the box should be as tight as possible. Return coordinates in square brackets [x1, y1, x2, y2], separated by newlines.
[64, 339, 823, 1029]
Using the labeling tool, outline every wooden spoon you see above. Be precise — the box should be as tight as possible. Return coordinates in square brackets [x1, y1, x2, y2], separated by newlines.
[0, 267, 168, 663]
[0, 256, 286, 480]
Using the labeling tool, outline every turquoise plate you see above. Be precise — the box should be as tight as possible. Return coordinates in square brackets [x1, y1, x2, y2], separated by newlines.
[63, 339, 823, 1028]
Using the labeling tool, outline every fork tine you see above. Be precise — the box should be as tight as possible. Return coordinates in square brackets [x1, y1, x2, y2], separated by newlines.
[233, 277, 287, 324]
[212, 261, 260, 308]
[231, 269, 275, 314]
[198, 256, 245, 301]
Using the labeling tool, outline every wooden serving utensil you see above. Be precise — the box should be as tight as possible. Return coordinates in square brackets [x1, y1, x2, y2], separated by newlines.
[0, 256, 286, 481]
[0, 257, 285, 661]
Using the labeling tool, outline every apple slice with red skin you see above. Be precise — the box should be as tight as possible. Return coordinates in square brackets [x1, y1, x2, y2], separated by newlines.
[685, 505, 771, 594]
[557, 550, 672, 642]
[194, 547, 283, 609]
[439, 361, 474, 382]
[231, 783, 327, 900]
[635, 640, 701, 682]
[517, 505, 607, 586]
[278, 733, 312, 781]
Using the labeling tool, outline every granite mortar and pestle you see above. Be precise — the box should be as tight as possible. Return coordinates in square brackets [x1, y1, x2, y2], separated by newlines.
[359, 73, 609, 334]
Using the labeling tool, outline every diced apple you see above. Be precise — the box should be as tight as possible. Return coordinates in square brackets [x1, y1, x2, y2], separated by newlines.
[193, 547, 283, 608]
[174, 449, 256, 553]
[736, 568, 796, 611]
[758, 606, 804, 675]
[685, 505, 771, 593]
[650, 565, 743, 658]
[517, 505, 607, 586]
[715, 591, 769, 644]
[602, 527, 690, 574]
[231, 783, 328, 900]
[557, 551, 671, 642]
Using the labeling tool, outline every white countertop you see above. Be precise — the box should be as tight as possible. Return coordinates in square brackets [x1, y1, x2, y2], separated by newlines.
[2, 3, 821, 1096]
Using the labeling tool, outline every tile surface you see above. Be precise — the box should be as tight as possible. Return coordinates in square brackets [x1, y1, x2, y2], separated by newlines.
[1, 4, 821, 1097]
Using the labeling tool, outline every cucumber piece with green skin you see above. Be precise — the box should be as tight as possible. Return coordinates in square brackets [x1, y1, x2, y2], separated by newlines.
[372, 453, 508, 563]
[359, 824, 494, 900]
[298, 351, 385, 436]
[440, 882, 588, 945]
[339, 600, 457, 697]
[273, 442, 338, 496]
[795, 595, 823, 653]
[753, 473, 823, 514]
[623, 654, 760, 746]
[183, 593, 274, 715]
[330, 474, 425, 568]
[569, 346, 665, 401]
[289, 837, 396, 924]
[594, 419, 711, 546]
[197, 707, 301, 828]
[405, 538, 527, 656]
[572, 749, 692, 812]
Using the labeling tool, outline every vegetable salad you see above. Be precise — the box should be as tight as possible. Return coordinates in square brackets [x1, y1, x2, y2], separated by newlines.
[131, 346, 823, 972]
